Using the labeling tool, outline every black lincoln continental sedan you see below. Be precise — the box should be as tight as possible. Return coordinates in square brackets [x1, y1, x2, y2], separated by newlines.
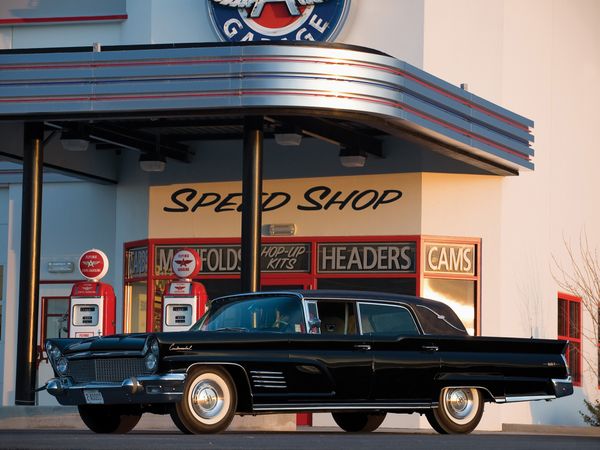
[44, 290, 573, 434]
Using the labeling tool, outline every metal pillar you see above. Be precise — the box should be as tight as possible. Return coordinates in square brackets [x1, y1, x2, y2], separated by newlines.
[240, 116, 264, 293]
[15, 122, 44, 405]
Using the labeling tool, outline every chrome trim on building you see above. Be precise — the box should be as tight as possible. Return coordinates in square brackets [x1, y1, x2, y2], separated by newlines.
[0, 43, 535, 173]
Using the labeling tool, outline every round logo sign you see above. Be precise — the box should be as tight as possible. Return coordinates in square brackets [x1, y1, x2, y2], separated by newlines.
[172, 248, 202, 279]
[208, 0, 351, 42]
[79, 249, 109, 281]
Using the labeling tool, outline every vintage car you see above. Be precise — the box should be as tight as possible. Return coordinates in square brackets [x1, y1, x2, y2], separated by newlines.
[44, 290, 573, 434]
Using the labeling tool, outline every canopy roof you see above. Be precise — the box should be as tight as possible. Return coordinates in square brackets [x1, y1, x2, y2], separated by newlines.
[0, 42, 533, 176]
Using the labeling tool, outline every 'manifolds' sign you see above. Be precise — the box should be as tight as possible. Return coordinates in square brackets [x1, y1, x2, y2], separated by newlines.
[208, 0, 351, 42]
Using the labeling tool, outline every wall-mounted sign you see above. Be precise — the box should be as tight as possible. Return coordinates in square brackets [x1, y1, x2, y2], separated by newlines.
[126, 247, 148, 279]
[163, 186, 403, 214]
[0, 0, 127, 26]
[318, 243, 416, 274]
[424, 243, 476, 276]
[79, 249, 109, 281]
[155, 243, 311, 275]
[208, 0, 351, 42]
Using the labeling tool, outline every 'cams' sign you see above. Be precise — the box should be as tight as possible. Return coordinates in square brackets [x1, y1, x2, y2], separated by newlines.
[424, 243, 476, 276]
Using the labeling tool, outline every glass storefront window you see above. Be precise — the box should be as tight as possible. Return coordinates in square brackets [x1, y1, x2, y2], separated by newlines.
[317, 277, 416, 295]
[422, 278, 476, 335]
[126, 281, 147, 333]
[42, 297, 69, 340]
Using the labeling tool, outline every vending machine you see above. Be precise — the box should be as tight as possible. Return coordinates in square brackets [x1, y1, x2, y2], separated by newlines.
[69, 249, 116, 338]
[162, 248, 207, 332]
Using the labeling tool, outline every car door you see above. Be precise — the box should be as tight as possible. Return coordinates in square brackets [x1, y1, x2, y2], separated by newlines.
[360, 302, 440, 403]
[285, 299, 373, 402]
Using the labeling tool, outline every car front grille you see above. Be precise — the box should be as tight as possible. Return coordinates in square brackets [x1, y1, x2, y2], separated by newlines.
[67, 358, 150, 384]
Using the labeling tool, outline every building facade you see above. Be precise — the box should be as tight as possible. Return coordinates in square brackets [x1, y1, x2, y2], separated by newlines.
[0, 0, 599, 430]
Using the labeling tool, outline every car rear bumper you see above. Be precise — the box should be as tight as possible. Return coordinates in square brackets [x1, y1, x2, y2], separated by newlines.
[552, 376, 574, 398]
[46, 373, 186, 406]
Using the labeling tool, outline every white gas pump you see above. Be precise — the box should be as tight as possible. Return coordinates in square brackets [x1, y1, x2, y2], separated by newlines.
[69, 249, 116, 338]
[162, 248, 207, 332]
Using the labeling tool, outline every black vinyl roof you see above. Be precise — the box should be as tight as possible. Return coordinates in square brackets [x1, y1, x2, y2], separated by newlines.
[217, 289, 468, 336]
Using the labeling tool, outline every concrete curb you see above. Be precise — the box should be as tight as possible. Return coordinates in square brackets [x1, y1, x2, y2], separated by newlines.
[502, 423, 600, 437]
[0, 406, 296, 432]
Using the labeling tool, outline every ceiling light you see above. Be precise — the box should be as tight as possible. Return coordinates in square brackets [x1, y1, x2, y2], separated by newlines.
[60, 126, 90, 151]
[139, 153, 166, 172]
[339, 146, 366, 168]
[275, 132, 302, 146]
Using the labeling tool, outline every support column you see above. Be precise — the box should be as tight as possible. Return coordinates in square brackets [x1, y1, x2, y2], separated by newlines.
[241, 116, 264, 293]
[15, 122, 44, 405]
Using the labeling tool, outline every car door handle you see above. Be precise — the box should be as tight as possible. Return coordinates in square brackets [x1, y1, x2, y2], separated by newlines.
[354, 344, 371, 351]
[422, 345, 439, 352]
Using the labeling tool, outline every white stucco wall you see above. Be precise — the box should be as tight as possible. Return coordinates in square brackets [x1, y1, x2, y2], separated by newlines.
[422, 0, 600, 427]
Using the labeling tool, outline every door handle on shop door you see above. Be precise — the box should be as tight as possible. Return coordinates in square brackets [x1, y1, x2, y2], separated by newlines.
[422, 345, 439, 352]
[354, 344, 371, 351]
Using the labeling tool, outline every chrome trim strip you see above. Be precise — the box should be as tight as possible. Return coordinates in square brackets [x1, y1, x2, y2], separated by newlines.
[552, 376, 572, 384]
[68, 350, 145, 359]
[253, 402, 434, 412]
[500, 395, 555, 403]
[250, 371, 283, 375]
[52, 373, 186, 390]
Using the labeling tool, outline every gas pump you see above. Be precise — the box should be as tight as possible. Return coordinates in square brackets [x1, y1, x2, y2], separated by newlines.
[69, 249, 116, 338]
[162, 248, 207, 332]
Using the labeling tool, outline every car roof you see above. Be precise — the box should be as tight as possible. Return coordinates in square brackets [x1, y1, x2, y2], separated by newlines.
[212, 290, 468, 336]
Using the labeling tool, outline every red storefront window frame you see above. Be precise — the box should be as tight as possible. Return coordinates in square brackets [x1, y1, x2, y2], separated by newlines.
[123, 235, 481, 335]
[557, 292, 582, 387]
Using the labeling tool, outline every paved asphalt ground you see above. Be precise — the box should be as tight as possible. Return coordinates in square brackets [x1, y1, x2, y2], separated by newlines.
[0, 429, 598, 450]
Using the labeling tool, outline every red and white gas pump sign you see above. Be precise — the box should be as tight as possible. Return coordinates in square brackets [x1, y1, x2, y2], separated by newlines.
[69, 249, 116, 338]
[162, 248, 207, 332]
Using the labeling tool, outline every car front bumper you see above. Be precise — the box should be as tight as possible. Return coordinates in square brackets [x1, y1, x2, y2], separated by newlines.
[46, 373, 186, 406]
[552, 376, 574, 398]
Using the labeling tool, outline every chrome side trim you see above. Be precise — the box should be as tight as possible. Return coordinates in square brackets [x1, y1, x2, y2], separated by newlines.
[499, 395, 555, 403]
[250, 370, 287, 389]
[253, 402, 434, 412]
[552, 376, 572, 385]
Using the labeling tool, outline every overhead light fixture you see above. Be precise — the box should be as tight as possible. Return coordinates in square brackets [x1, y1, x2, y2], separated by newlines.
[275, 132, 302, 146]
[60, 125, 90, 151]
[140, 133, 167, 172]
[339, 146, 366, 168]
[274, 124, 303, 146]
[264, 223, 296, 236]
[139, 152, 166, 172]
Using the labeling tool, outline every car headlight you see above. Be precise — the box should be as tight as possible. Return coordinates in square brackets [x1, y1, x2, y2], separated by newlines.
[56, 357, 68, 375]
[46, 341, 62, 362]
[144, 336, 159, 372]
[145, 353, 157, 371]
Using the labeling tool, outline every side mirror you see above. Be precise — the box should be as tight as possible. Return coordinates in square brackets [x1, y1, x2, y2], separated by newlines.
[308, 318, 321, 333]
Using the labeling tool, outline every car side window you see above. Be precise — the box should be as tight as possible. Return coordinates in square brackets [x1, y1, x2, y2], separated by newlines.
[315, 301, 357, 335]
[358, 303, 419, 335]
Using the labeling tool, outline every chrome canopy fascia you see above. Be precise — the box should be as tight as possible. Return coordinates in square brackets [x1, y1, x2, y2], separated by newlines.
[0, 42, 534, 174]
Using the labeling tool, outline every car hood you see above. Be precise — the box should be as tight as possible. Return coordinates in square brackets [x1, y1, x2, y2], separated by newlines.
[61, 333, 149, 354]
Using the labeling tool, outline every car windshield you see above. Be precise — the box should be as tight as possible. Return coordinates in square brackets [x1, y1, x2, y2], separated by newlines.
[191, 295, 306, 333]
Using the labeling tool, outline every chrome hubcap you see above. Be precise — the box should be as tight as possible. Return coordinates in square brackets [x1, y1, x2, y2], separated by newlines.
[191, 381, 224, 420]
[445, 389, 474, 419]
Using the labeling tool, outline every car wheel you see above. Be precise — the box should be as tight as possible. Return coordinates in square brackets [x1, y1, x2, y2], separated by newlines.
[174, 366, 237, 434]
[78, 405, 141, 433]
[332, 412, 386, 432]
[426, 387, 484, 434]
